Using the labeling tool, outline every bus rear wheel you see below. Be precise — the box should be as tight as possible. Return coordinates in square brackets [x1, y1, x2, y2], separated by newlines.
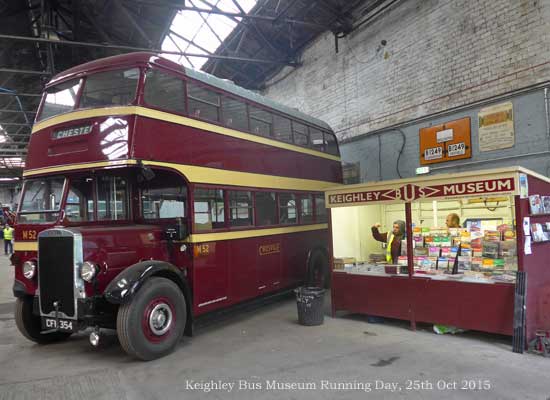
[307, 250, 330, 289]
[117, 277, 186, 361]
[15, 297, 72, 344]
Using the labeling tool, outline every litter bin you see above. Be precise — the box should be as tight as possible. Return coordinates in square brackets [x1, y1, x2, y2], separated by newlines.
[295, 286, 325, 326]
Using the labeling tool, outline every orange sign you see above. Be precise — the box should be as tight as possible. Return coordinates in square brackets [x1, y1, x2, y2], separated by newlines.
[419, 117, 471, 165]
[259, 243, 281, 256]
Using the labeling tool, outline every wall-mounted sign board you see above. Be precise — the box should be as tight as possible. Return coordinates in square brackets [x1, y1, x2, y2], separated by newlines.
[478, 102, 514, 152]
[419, 117, 472, 165]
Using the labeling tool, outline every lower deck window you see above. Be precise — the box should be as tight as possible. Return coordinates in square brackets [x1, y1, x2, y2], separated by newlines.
[194, 189, 225, 231]
[256, 192, 277, 226]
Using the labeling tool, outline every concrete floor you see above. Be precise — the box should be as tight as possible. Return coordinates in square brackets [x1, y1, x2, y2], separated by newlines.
[0, 255, 549, 400]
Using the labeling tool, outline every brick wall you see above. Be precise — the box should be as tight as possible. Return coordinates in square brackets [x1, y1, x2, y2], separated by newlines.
[262, 0, 550, 141]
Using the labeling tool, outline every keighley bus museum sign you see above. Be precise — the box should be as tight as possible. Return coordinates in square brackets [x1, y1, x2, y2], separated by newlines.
[327, 177, 515, 206]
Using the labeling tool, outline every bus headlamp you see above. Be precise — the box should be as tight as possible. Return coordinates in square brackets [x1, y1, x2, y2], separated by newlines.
[22, 261, 36, 280]
[81, 261, 98, 282]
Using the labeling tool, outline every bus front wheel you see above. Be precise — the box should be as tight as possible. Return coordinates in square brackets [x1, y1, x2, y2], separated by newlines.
[307, 250, 330, 289]
[15, 297, 72, 344]
[117, 277, 186, 361]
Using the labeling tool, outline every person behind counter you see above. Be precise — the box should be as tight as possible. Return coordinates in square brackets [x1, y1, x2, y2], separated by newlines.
[445, 213, 461, 228]
[371, 220, 406, 264]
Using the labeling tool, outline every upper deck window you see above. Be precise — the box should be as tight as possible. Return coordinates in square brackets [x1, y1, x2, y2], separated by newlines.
[325, 133, 338, 155]
[187, 82, 220, 123]
[273, 115, 292, 143]
[222, 96, 248, 131]
[249, 106, 272, 137]
[310, 128, 325, 153]
[143, 69, 186, 114]
[38, 79, 81, 121]
[292, 122, 309, 146]
[79, 68, 139, 109]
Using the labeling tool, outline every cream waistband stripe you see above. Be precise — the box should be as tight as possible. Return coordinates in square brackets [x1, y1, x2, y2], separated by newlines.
[23, 159, 341, 192]
[12, 224, 328, 252]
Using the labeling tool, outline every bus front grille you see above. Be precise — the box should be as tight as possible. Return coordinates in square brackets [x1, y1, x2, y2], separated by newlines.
[38, 235, 76, 318]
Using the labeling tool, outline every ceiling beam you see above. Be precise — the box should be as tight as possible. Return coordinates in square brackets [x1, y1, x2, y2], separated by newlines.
[0, 92, 42, 98]
[0, 68, 50, 76]
[0, 109, 36, 115]
[125, 1, 329, 29]
[0, 34, 298, 66]
[0, 149, 28, 154]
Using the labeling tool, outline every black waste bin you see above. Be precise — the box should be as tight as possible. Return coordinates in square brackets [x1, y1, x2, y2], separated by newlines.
[295, 286, 325, 326]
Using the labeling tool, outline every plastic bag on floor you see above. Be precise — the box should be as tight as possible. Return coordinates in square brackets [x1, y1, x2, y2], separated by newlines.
[433, 324, 465, 334]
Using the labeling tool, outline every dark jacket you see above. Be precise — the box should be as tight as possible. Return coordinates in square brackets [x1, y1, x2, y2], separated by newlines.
[371, 226, 402, 264]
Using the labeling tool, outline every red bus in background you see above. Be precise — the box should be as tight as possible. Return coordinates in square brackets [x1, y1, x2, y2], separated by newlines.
[13, 53, 342, 360]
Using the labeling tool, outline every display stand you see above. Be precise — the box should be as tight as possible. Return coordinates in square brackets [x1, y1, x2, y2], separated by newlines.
[326, 167, 550, 347]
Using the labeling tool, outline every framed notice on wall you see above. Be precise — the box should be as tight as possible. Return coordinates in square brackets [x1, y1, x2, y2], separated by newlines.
[419, 117, 472, 165]
[478, 102, 514, 152]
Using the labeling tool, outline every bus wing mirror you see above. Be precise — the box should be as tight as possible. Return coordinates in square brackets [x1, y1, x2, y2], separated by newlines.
[137, 162, 155, 182]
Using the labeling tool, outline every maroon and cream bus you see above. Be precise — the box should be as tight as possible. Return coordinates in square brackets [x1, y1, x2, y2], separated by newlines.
[12, 52, 342, 360]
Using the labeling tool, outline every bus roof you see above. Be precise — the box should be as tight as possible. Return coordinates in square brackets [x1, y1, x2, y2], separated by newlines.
[49, 52, 333, 132]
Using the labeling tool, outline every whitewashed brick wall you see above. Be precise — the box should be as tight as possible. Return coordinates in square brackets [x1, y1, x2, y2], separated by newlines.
[262, 0, 550, 141]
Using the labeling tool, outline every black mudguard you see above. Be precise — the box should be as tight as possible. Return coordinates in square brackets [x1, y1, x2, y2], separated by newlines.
[104, 260, 191, 306]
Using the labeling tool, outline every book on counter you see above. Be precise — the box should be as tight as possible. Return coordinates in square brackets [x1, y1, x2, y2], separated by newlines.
[529, 194, 543, 214]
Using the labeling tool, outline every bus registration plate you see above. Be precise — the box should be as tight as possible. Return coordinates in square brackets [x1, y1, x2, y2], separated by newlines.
[447, 142, 466, 157]
[42, 317, 74, 332]
[424, 147, 442, 160]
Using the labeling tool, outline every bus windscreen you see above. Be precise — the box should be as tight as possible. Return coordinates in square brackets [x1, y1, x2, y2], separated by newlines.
[37, 68, 140, 121]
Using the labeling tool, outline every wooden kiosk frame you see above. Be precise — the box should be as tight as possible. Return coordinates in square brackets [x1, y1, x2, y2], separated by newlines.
[325, 167, 550, 347]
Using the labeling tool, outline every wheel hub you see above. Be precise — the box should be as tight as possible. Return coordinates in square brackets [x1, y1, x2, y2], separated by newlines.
[148, 303, 173, 336]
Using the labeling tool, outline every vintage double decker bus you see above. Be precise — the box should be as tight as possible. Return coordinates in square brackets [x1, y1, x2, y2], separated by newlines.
[12, 53, 342, 360]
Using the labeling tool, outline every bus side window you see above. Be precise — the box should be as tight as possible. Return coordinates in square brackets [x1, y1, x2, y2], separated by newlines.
[187, 82, 220, 123]
[310, 128, 325, 153]
[142, 186, 187, 219]
[315, 194, 327, 223]
[325, 132, 339, 155]
[278, 193, 297, 225]
[228, 190, 253, 227]
[194, 188, 225, 231]
[223, 96, 248, 131]
[273, 115, 292, 143]
[300, 194, 314, 224]
[255, 192, 277, 226]
[143, 70, 186, 114]
[292, 121, 309, 146]
[249, 106, 272, 137]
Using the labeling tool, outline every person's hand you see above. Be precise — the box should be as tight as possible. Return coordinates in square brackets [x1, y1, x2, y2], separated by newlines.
[373, 222, 381, 228]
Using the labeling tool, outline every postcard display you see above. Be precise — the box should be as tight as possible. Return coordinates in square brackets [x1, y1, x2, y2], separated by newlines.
[326, 167, 550, 347]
